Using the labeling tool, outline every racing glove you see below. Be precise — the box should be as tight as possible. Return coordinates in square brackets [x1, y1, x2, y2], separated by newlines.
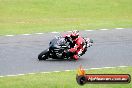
[69, 48, 76, 52]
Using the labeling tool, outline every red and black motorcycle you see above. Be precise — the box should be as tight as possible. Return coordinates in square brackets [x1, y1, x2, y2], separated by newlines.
[38, 36, 93, 60]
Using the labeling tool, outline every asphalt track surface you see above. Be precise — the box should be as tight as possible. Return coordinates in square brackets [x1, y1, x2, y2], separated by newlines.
[0, 28, 132, 76]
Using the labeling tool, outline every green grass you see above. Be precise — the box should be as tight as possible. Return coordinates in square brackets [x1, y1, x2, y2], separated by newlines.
[0, 67, 132, 88]
[0, 0, 132, 35]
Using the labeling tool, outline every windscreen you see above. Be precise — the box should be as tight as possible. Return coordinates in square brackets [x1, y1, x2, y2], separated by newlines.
[57, 38, 66, 45]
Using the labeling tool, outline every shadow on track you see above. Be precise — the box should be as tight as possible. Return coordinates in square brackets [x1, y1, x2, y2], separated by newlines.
[37, 58, 84, 62]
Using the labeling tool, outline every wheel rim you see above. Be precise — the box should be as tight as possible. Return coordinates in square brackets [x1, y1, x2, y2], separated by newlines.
[42, 54, 46, 59]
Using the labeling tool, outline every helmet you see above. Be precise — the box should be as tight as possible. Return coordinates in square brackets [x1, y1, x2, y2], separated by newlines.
[71, 30, 79, 40]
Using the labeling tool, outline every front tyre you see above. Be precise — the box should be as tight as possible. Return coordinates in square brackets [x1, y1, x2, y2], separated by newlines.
[38, 49, 49, 60]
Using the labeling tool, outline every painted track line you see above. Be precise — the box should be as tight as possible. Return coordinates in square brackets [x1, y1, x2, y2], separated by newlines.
[102, 67, 115, 69]
[5, 35, 14, 37]
[0, 76, 4, 77]
[17, 74, 25, 76]
[35, 33, 44, 35]
[85, 30, 94, 31]
[115, 28, 124, 30]
[27, 73, 36, 75]
[118, 66, 128, 67]
[54, 71, 60, 73]
[1, 28, 126, 37]
[0, 66, 129, 77]
[40, 72, 51, 74]
[99, 29, 109, 31]
[21, 34, 31, 36]
[65, 70, 71, 72]
[51, 32, 59, 33]
[88, 68, 102, 70]
[6, 75, 17, 77]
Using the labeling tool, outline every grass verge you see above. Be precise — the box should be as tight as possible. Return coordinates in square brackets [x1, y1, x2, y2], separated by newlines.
[0, 67, 132, 88]
[0, 0, 132, 35]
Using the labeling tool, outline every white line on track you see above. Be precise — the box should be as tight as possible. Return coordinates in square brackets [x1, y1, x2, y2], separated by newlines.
[5, 35, 14, 37]
[51, 32, 59, 33]
[89, 68, 103, 70]
[0, 76, 4, 77]
[99, 29, 109, 31]
[22, 34, 31, 36]
[115, 28, 124, 29]
[40, 72, 51, 74]
[102, 67, 115, 69]
[27, 73, 36, 75]
[53, 71, 60, 73]
[6, 75, 17, 77]
[2, 28, 126, 37]
[0, 66, 128, 78]
[118, 66, 128, 67]
[35, 33, 44, 35]
[17, 74, 25, 76]
[65, 70, 71, 72]
[85, 30, 94, 31]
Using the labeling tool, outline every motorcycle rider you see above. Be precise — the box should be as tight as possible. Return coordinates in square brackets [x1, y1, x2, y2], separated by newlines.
[64, 30, 86, 60]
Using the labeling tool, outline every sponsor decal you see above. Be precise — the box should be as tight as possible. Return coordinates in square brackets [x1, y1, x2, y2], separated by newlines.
[76, 66, 131, 85]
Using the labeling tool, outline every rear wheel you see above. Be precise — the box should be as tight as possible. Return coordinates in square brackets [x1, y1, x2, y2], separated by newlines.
[38, 49, 49, 60]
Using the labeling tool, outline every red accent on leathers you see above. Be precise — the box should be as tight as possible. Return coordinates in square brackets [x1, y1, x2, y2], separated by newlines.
[64, 34, 85, 60]
[72, 55, 78, 60]
[70, 36, 85, 60]
[70, 37, 84, 52]
[69, 48, 76, 52]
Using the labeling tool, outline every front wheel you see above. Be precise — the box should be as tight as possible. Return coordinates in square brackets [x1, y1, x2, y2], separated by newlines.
[38, 49, 49, 60]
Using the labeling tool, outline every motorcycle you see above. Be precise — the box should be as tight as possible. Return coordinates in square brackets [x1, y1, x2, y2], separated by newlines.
[38, 36, 93, 60]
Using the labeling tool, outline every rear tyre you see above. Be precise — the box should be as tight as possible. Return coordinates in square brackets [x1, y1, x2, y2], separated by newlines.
[38, 49, 49, 60]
